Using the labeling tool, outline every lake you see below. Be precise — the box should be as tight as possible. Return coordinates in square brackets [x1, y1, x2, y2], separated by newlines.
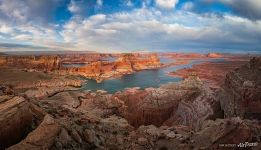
[81, 58, 226, 93]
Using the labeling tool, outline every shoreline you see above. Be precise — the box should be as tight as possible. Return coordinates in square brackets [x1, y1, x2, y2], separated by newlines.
[168, 57, 250, 88]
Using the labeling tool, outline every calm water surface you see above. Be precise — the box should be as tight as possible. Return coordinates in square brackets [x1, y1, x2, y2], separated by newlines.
[81, 58, 226, 93]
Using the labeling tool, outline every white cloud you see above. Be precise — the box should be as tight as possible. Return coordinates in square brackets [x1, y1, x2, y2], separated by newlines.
[155, 0, 179, 9]
[68, 1, 82, 13]
[59, 8, 261, 52]
[97, 0, 103, 7]
[142, 0, 152, 8]
[182, 2, 194, 11]
[0, 1, 261, 53]
[68, 0, 91, 15]
[0, 25, 14, 34]
[126, 0, 134, 7]
[13, 34, 32, 41]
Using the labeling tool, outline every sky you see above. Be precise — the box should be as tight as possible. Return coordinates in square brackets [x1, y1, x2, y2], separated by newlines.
[0, 0, 261, 53]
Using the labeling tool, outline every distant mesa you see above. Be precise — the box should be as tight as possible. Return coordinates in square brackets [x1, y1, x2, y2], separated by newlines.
[207, 53, 223, 58]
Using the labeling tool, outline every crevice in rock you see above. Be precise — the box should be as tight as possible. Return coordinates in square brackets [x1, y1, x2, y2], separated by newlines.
[0, 97, 44, 150]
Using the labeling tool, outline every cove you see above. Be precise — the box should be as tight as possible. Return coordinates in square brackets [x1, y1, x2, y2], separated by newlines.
[81, 58, 226, 93]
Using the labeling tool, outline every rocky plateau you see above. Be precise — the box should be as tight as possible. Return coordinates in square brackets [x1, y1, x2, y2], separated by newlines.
[0, 56, 260, 150]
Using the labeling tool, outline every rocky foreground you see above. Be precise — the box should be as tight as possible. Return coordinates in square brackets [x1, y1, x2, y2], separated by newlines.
[0, 57, 260, 150]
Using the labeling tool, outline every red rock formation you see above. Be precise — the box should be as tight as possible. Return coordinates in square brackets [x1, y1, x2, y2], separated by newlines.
[60, 53, 104, 64]
[1, 55, 260, 150]
[65, 53, 162, 82]
[0, 55, 61, 71]
[169, 60, 248, 88]
[207, 53, 223, 58]
[113, 88, 179, 127]
[219, 57, 261, 119]
[110, 74, 221, 129]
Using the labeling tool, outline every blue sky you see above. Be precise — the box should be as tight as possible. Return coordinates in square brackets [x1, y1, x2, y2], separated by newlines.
[0, 0, 261, 53]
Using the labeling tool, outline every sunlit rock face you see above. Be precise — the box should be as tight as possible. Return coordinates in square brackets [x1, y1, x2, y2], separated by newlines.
[0, 53, 162, 83]
[219, 57, 261, 120]
[0, 55, 61, 71]
[207, 53, 223, 58]
[65, 53, 162, 82]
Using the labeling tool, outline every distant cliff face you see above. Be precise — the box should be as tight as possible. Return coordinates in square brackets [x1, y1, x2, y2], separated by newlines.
[219, 57, 261, 119]
[0, 53, 162, 82]
[66, 53, 162, 82]
[0, 56, 61, 71]
[207, 53, 223, 58]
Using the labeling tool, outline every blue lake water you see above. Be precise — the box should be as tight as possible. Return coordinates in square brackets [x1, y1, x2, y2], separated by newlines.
[63, 57, 117, 68]
[63, 63, 88, 68]
[81, 58, 226, 93]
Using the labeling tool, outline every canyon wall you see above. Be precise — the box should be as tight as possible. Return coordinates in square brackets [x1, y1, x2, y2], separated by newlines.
[0, 53, 162, 82]
[108, 74, 222, 129]
[219, 57, 261, 119]
[0, 95, 33, 149]
[65, 53, 162, 82]
[1, 56, 260, 149]
[0, 56, 61, 71]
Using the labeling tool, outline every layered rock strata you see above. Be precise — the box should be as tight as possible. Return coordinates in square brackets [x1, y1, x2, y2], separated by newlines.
[0, 55, 61, 71]
[65, 53, 162, 82]
[219, 57, 261, 119]
[0, 53, 162, 83]
[112, 74, 222, 129]
[0, 96, 33, 149]
[0, 57, 260, 150]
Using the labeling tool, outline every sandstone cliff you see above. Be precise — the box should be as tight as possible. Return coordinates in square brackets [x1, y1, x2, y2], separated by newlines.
[1, 57, 260, 150]
[207, 53, 223, 58]
[65, 53, 162, 82]
[0, 55, 61, 71]
[219, 57, 261, 119]
[110, 74, 222, 129]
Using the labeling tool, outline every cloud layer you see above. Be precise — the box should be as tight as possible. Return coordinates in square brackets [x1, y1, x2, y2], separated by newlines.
[219, 0, 261, 20]
[0, 0, 261, 53]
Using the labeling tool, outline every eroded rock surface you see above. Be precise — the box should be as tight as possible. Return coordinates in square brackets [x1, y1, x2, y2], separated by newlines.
[0, 55, 60, 71]
[155, 117, 260, 150]
[111, 74, 222, 129]
[219, 57, 261, 119]
[1, 57, 260, 150]
[0, 96, 33, 149]
[7, 115, 60, 150]
[64, 53, 162, 82]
